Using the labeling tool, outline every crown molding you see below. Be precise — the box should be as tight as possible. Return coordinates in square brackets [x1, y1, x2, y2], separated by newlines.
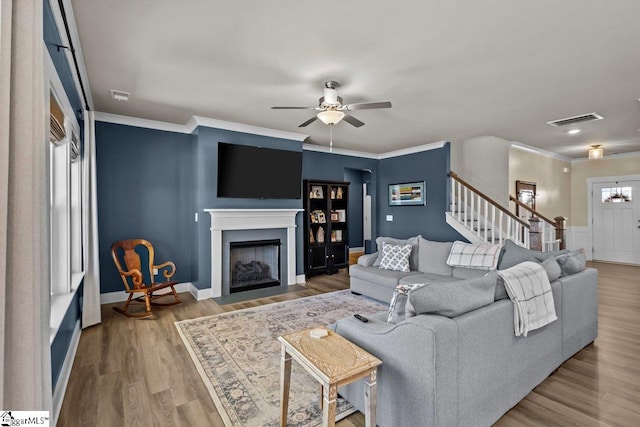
[189, 116, 308, 141]
[94, 112, 309, 141]
[94, 112, 190, 134]
[303, 141, 447, 160]
[378, 141, 448, 159]
[302, 143, 379, 159]
[510, 141, 572, 162]
[94, 112, 449, 158]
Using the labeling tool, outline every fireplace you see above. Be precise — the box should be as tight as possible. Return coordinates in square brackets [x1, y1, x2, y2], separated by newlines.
[229, 239, 281, 293]
[205, 209, 303, 298]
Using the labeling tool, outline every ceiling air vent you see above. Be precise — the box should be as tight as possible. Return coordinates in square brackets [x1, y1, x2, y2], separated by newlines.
[546, 113, 603, 127]
[110, 89, 130, 102]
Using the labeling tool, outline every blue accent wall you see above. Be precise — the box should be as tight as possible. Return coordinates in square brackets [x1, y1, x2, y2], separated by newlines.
[94, 122, 464, 293]
[191, 127, 304, 289]
[377, 143, 465, 242]
[95, 122, 194, 293]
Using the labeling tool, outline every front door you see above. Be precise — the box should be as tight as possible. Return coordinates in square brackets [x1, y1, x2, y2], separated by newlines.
[592, 180, 640, 264]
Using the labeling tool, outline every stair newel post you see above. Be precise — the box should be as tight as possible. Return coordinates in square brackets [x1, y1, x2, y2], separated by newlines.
[554, 216, 567, 250]
[528, 217, 542, 251]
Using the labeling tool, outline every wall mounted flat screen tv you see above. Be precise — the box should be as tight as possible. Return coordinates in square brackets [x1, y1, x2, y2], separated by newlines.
[217, 142, 302, 199]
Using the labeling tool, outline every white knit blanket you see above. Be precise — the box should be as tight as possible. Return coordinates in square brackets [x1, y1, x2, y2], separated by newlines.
[498, 261, 557, 337]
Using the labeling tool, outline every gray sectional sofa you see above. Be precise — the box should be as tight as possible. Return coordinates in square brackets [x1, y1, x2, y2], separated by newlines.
[333, 236, 598, 427]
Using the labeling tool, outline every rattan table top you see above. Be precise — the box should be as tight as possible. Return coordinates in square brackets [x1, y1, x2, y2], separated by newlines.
[278, 327, 381, 384]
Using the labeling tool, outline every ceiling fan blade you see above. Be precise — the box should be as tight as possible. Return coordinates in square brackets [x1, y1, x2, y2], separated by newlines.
[343, 115, 365, 128]
[344, 101, 392, 111]
[298, 116, 318, 127]
[271, 106, 317, 110]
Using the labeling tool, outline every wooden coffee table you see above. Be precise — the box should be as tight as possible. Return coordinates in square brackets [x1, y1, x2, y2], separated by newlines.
[278, 327, 382, 427]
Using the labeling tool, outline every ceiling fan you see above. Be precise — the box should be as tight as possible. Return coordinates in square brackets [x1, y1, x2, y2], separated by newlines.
[271, 81, 392, 128]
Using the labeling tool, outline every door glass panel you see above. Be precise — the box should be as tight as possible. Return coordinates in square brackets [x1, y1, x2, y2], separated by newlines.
[601, 187, 632, 203]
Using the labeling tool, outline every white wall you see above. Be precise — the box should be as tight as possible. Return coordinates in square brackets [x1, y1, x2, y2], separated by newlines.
[450, 135, 511, 207]
[509, 146, 571, 221]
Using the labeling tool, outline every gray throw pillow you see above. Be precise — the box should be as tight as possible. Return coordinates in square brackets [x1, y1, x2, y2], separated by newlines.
[529, 256, 562, 282]
[373, 236, 420, 270]
[497, 239, 568, 270]
[556, 250, 586, 277]
[409, 272, 498, 318]
[417, 237, 453, 276]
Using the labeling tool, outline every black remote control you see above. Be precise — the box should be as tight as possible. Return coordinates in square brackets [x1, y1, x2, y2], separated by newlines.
[354, 314, 369, 323]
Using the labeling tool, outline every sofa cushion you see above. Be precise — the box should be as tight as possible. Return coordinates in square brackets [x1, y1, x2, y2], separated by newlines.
[446, 241, 501, 270]
[532, 255, 562, 282]
[373, 236, 420, 270]
[379, 243, 412, 272]
[408, 272, 498, 318]
[387, 283, 426, 324]
[556, 250, 586, 277]
[357, 252, 378, 267]
[399, 273, 460, 286]
[418, 238, 454, 276]
[452, 267, 491, 280]
[497, 239, 568, 270]
[349, 264, 421, 288]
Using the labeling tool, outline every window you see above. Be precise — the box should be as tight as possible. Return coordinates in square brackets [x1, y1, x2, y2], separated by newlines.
[47, 59, 84, 315]
[601, 186, 632, 203]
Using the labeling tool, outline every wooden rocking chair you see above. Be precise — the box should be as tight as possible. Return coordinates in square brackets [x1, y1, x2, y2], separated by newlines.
[111, 239, 182, 319]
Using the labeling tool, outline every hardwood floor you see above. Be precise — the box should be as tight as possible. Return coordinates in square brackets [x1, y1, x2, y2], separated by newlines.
[57, 262, 640, 426]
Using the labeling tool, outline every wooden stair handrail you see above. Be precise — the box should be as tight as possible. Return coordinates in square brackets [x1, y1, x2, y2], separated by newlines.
[450, 172, 529, 228]
[508, 195, 556, 226]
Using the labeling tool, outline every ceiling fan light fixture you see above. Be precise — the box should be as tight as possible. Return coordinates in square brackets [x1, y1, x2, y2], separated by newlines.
[317, 110, 345, 125]
[588, 144, 604, 160]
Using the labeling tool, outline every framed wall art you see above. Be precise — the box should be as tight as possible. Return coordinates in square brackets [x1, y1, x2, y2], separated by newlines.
[388, 181, 426, 206]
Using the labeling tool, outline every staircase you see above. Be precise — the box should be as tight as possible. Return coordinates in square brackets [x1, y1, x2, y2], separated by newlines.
[446, 172, 565, 251]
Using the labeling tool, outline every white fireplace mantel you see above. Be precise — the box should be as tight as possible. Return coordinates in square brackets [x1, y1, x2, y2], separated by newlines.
[204, 209, 303, 297]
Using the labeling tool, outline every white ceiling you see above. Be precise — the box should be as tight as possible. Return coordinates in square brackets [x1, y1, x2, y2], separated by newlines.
[70, 0, 640, 158]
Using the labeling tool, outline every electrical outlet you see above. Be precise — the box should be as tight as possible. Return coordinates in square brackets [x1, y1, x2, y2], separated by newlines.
[386, 215, 393, 221]
[153, 268, 158, 275]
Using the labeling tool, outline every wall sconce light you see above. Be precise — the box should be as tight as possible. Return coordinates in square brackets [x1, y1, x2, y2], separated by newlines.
[588, 144, 603, 160]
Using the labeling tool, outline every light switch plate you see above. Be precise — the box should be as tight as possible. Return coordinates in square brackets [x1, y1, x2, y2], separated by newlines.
[386, 215, 393, 221]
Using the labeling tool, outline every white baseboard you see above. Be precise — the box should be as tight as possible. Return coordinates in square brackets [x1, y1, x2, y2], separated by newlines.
[566, 226, 591, 260]
[52, 319, 81, 426]
[190, 285, 212, 301]
[295, 274, 306, 284]
[100, 282, 194, 304]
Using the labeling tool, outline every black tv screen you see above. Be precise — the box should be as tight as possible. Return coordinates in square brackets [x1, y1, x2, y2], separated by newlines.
[217, 142, 302, 199]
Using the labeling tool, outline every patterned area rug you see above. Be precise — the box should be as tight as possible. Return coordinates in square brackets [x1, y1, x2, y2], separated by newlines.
[175, 290, 386, 427]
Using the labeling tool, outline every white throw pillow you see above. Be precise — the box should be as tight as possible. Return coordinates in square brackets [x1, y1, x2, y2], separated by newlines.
[446, 241, 501, 270]
[378, 242, 412, 272]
